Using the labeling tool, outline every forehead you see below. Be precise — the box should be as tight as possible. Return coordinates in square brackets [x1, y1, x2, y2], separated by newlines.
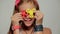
[19, 2, 35, 11]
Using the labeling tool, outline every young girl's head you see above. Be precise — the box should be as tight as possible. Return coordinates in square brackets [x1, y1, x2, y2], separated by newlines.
[8, 0, 39, 34]
[13, 0, 40, 30]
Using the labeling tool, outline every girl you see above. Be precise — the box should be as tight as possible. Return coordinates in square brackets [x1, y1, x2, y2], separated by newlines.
[8, 0, 52, 34]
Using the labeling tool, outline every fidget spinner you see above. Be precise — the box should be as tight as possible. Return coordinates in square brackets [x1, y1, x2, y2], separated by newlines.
[21, 8, 36, 18]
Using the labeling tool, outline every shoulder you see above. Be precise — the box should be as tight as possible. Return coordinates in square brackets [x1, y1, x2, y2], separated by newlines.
[43, 27, 52, 34]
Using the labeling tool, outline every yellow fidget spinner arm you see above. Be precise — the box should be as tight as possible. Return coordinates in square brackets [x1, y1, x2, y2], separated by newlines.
[26, 8, 36, 18]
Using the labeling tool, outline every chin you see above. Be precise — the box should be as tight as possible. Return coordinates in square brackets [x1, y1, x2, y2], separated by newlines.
[21, 18, 36, 30]
[25, 23, 32, 27]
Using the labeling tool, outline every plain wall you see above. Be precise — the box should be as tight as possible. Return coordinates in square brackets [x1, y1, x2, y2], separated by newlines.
[0, 0, 60, 34]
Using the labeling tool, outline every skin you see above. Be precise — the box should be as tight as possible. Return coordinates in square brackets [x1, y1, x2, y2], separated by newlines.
[11, 1, 52, 34]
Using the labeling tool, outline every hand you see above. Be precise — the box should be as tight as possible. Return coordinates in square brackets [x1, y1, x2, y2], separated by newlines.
[34, 10, 44, 25]
[11, 12, 23, 25]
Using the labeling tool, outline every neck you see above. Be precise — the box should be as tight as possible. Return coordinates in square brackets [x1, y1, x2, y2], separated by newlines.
[23, 27, 34, 34]
[26, 27, 33, 31]
[23, 26, 33, 31]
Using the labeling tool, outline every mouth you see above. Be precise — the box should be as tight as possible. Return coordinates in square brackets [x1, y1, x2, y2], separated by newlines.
[23, 18, 32, 21]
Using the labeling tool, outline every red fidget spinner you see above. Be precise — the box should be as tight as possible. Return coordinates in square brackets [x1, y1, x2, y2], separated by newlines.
[21, 10, 28, 18]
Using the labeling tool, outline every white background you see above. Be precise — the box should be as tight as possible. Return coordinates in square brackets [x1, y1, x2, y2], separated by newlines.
[0, 0, 60, 34]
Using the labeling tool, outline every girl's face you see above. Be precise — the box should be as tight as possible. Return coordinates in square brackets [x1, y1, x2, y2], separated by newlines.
[19, 2, 35, 27]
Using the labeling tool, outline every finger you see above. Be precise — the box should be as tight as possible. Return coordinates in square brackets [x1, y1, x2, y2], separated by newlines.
[16, 16, 23, 21]
[34, 15, 38, 19]
[14, 13, 22, 16]
[14, 13, 22, 17]
[17, 17, 23, 22]
[35, 11, 43, 16]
